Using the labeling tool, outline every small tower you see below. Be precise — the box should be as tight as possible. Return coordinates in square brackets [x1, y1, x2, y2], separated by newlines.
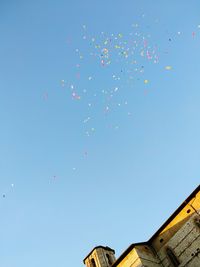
[83, 246, 116, 267]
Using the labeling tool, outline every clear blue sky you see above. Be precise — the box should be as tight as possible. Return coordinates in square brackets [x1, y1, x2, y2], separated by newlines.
[0, 1, 200, 266]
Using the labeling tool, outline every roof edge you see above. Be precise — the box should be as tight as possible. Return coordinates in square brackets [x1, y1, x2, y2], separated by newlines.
[111, 242, 148, 267]
[83, 246, 115, 263]
[111, 184, 200, 267]
[149, 184, 200, 242]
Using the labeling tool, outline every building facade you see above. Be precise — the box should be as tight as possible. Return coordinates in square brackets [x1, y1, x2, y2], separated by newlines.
[83, 185, 200, 267]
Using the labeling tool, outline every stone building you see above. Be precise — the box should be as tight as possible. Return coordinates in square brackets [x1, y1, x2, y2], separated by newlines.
[83, 185, 200, 267]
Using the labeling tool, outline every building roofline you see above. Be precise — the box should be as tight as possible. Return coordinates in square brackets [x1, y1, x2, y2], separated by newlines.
[111, 242, 148, 267]
[83, 246, 115, 263]
[111, 184, 200, 267]
[149, 184, 200, 242]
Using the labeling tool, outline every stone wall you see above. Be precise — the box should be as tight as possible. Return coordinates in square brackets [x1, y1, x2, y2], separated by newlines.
[155, 212, 200, 267]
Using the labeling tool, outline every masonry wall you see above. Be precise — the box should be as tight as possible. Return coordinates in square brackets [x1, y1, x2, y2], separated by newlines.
[154, 212, 200, 267]
[134, 245, 161, 267]
[84, 249, 103, 267]
[148, 190, 200, 267]
[115, 248, 142, 267]
[96, 248, 116, 267]
[84, 248, 115, 267]
[113, 190, 200, 267]
[151, 191, 200, 249]
[84, 188, 200, 267]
